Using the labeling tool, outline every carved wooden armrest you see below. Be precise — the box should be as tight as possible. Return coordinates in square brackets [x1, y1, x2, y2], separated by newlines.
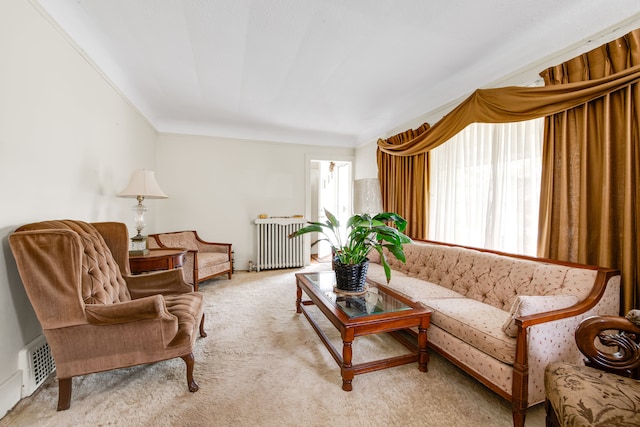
[575, 315, 640, 378]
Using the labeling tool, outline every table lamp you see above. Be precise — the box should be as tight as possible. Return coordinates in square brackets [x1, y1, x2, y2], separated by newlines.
[117, 169, 168, 255]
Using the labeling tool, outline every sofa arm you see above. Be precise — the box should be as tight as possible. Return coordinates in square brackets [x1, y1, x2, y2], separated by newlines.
[85, 295, 175, 325]
[195, 240, 232, 254]
[512, 272, 621, 406]
[124, 269, 194, 298]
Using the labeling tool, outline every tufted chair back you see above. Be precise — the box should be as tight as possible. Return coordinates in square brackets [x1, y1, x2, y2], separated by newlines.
[11, 220, 131, 329]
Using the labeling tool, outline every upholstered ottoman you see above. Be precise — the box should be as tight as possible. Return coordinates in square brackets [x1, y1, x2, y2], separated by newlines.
[545, 362, 640, 426]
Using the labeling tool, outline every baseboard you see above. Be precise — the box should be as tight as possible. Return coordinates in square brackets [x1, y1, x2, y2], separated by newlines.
[0, 370, 23, 418]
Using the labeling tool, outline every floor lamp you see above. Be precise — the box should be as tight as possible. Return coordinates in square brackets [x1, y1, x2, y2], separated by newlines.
[353, 178, 383, 216]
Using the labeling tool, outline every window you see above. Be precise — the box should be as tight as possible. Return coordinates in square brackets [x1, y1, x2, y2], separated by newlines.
[428, 119, 543, 255]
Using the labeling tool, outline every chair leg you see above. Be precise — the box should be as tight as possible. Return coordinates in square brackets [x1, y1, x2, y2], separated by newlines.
[57, 377, 72, 411]
[181, 353, 199, 392]
[545, 399, 561, 427]
[199, 313, 207, 337]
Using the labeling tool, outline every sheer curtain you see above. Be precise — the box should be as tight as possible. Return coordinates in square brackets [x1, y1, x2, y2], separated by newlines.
[429, 119, 543, 255]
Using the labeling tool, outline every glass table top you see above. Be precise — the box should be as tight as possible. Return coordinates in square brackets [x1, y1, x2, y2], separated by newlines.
[301, 272, 412, 318]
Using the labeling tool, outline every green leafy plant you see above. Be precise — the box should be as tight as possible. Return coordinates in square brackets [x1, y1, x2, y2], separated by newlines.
[289, 208, 412, 282]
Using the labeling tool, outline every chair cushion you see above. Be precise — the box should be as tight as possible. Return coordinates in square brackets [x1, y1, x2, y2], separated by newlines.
[164, 292, 204, 347]
[545, 362, 640, 426]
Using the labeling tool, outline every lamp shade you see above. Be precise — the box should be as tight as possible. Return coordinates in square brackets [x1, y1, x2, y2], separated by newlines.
[117, 169, 168, 199]
[353, 178, 383, 215]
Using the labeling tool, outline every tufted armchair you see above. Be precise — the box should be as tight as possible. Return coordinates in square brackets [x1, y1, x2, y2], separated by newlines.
[148, 230, 232, 290]
[544, 315, 640, 426]
[9, 220, 206, 410]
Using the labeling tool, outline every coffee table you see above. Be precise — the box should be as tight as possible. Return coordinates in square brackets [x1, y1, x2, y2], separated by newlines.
[295, 271, 431, 391]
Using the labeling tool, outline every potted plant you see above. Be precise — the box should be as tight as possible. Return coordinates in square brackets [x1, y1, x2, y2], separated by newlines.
[289, 209, 412, 293]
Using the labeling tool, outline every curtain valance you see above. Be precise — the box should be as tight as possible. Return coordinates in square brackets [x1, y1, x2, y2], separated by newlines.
[377, 64, 640, 156]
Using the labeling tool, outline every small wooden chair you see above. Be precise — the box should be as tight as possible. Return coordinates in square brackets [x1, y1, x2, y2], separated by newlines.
[148, 230, 232, 290]
[544, 315, 640, 426]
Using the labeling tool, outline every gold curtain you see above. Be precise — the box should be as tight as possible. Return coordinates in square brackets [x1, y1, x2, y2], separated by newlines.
[538, 30, 640, 313]
[377, 63, 640, 156]
[377, 123, 430, 239]
[376, 28, 640, 311]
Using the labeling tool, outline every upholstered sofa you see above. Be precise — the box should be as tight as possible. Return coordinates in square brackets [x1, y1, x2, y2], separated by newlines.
[365, 240, 620, 427]
[148, 230, 232, 290]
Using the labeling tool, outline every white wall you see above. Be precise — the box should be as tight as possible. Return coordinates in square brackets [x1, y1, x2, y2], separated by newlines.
[156, 134, 353, 271]
[0, 1, 353, 415]
[3, 0, 640, 420]
[0, 1, 158, 416]
[354, 139, 379, 179]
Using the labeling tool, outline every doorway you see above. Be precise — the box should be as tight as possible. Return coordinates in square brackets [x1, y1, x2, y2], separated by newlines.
[310, 160, 352, 262]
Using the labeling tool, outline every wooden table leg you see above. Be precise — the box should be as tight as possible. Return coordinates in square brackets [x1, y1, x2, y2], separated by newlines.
[296, 282, 302, 314]
[418, 318, 429, 372]
[341, 330, 354, 391]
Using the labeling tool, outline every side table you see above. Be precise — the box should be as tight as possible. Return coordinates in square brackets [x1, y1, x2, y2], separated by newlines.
[129, 248, 187, 274]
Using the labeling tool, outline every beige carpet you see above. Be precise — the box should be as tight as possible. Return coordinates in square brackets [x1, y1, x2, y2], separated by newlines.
[1, 265, 544, 427]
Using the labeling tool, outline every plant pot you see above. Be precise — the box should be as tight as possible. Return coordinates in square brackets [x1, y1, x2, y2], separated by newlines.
[333, 257, 369, 294]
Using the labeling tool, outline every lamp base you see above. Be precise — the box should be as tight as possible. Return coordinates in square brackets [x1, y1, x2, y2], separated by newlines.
[130, 233, 148, 256]
[129, 248, 150, 256]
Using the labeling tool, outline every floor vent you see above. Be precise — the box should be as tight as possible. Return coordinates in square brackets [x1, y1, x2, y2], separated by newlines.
[18, 335, 56, 397]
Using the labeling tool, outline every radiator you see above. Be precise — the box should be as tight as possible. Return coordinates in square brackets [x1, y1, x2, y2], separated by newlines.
[18, 335, 56, 397]
[255, 218, 306, 271]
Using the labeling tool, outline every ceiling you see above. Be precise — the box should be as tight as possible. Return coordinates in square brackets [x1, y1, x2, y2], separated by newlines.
[35, 0, 640, 148]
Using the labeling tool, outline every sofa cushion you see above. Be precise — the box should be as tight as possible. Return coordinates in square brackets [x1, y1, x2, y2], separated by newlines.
[386, 276, 466, 301]
[366, 262, 408, 285]
[501, 295, 579, 337]
[198, 252, 229, 267]
[545, 362, 640, 426]
[424, 297, 516, 365]
[428, 324, 513, 396]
